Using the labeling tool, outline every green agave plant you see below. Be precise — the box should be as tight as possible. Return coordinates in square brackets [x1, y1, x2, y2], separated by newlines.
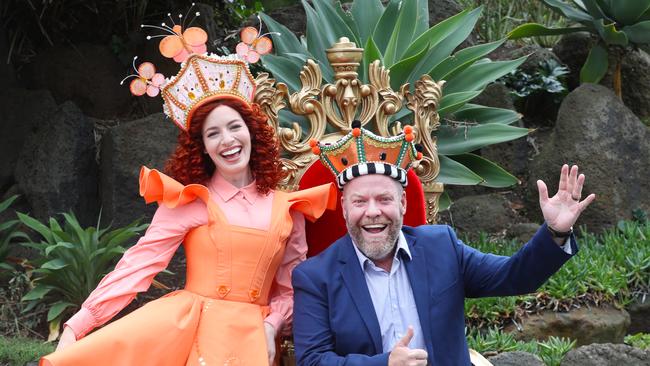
[259, 0, 531, 196]
[508, 0, 650, 95]
[0, 195, 24, 272]
[17, 211, 147, 340]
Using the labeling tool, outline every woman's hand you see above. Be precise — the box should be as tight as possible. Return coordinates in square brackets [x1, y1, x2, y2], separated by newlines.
[56, 326, 77, 351]
[264, 322, 277, 366]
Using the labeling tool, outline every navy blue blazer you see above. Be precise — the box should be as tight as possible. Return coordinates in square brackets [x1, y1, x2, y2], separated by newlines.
[292, 223, 577, 365]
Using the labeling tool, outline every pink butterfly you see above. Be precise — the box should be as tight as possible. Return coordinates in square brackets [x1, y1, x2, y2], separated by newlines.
[120, 57, 165, 97]
[236, 18, 277, 63]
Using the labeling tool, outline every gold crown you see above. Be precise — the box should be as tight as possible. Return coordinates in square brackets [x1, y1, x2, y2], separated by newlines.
[161, 54, 256, 131]
[310, 121, 422, 188]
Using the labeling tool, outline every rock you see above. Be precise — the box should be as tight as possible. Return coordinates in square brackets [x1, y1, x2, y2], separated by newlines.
[448, 193, 517, 237]
[14, 101, 99, 226]
[488, 351, 545, 366]
[0, 28, 15, 88]
[100, 113, 177, 228]
[627, 295, 650, 334]
[506, 223, 541, 244]
[473, 83, 516, 111]
[505, 306, 631, 346]
[266, 3, 306, 38]
[24, 43, 132, 119]
[560, 343, 650, 366]
[428, 0, 464, 26]
[526, 84, 650, 233]
[0, 88, 58, 191]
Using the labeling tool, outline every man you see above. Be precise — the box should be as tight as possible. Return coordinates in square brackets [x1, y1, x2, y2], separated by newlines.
[293, 123, 595, 365]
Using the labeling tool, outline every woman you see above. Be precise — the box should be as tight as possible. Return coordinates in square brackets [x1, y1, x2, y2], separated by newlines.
[41, 73, 336, 364]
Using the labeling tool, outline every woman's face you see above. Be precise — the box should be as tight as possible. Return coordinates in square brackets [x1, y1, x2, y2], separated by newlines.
[201, 105, 252, 182]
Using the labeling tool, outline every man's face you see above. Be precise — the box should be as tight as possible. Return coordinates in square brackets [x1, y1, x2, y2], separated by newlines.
[341, 174, 406, 261]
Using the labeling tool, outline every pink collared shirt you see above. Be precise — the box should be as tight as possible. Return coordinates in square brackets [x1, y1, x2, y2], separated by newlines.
[65, 173, 307, 339]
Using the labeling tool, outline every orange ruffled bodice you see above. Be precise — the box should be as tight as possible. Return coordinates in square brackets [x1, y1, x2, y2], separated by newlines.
[41, 167, 336, 366]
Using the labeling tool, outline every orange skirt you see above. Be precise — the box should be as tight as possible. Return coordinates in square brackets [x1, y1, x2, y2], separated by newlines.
[40, 290, 269, 366]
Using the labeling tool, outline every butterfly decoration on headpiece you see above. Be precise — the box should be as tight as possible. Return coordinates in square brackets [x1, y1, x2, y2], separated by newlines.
[121, 5, 275, 131]
[141, 3, 207, 63]
[120, 57, 165, 97]
[235, 16, 278, 63]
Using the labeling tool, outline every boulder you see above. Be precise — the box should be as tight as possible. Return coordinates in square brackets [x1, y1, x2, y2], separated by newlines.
[24, 43, 132, 119]
[505, 306, 630, 346]
[448, 193, 517, 238]
[506, 223, 541, 244]
[488, 351, 545, 366]
[560, 343, 650, 366]
[626, 295, 650, 334]
[100, 113, 177, 228]
[552, 32, 596, 90]
[526, 84, 650, 232]
[0, 88, 58, 190]
[14, 102, 99, 226]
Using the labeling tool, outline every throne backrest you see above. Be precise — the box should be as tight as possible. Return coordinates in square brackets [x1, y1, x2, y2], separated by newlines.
[254, 37, 445, 256]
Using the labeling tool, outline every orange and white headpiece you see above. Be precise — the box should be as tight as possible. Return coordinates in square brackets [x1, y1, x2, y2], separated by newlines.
[120, 5, 275, 132]
[310, 120, 423, 189]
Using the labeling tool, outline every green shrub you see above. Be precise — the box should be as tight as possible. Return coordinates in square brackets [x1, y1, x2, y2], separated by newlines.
[17, 212, 147, 340]
[464, 220, 650, 328]
[0, 195, 26, 273]
[0, 335, 54, 365]
[625, 333, 650, 350]
[467, 328, 575, 366]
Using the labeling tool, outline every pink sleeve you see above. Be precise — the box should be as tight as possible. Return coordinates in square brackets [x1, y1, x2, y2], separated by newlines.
[264, 209, 307, 335]
[64, 202, 206, 339]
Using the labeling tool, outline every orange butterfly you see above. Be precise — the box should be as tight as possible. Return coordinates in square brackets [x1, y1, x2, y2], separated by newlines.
[236, 20, 276, 63]
[142, 5, 207, 63]
[120, 57, 165, 97]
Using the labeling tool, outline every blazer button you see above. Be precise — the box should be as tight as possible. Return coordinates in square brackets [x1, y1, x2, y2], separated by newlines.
[249, 289, 259, 300]
[218, 285, 229, 296]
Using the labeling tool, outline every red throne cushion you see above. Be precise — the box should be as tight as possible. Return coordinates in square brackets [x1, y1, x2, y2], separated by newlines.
[299, 161, 427, 257]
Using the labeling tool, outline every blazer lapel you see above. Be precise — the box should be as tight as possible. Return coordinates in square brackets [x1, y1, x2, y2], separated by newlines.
[338, 236, 384, 353]
[403, 231, 435, 358]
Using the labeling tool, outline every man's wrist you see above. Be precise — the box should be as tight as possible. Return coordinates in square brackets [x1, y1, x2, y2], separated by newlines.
[547, 225, 573, 238]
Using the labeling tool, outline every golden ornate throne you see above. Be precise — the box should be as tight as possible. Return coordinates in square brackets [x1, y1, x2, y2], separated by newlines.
[253, 37, 445, 223]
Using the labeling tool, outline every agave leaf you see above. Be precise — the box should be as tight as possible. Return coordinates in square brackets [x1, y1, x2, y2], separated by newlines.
[388, 44, 430, 90]
[450, 154, 520, 188]
[508, 23, 591, 39]
[362, 36, 384, 83]
[623, 21, 650, 44]
[610, 0, 650, 25]
[260, 54, 303, 92]
[303, 0, 336, 66]
[436, 155, 483, 185]
[407, 7, 483, 83]
[593, 18, 629, 45]
[580, 0, 612, 22]
[44, 242, 75, 257]
[438, 191, 451, 211]
[311, 0, 359, 46]
[414, 0, 430, 39]
[430, 40, 506, 81]
[383, 0, 418, 66]
[403, 8, 477, 59]
[452, 104, 522, 125]
[436, 123, 530, 155]
[259, 13, 306, 55]
[351, 0, 384, 45]
[580, 43, 609, 83]
[542, 0, 593, 23]
[439, 91, 483, 117]
[372, 0, 401, 53]
[443, 56, 527, 95]
[285, 52, 335, 83]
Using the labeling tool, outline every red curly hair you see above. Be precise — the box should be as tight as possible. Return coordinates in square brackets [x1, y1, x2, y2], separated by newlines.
[164, 98, 284, 194]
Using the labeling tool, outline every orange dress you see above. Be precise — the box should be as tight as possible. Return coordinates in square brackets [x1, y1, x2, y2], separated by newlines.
[40, 168, 336, 366]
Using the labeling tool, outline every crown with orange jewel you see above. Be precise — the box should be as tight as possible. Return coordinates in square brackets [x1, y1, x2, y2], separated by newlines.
[120, 5, 276, 131]
[310, 120, 423, 189]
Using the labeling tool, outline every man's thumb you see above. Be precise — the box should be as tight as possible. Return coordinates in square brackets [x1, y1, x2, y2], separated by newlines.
[395, 326, 414, 348]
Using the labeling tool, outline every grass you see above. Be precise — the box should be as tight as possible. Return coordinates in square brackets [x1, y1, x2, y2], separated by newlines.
[457, 0, 569, 46]
[0, 335, 54, 365]
[464, 220, 650, 329]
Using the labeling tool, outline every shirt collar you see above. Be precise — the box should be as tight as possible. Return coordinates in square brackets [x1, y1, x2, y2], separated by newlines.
[352, 230, 412, 270]
[208, 173, 259, 205]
